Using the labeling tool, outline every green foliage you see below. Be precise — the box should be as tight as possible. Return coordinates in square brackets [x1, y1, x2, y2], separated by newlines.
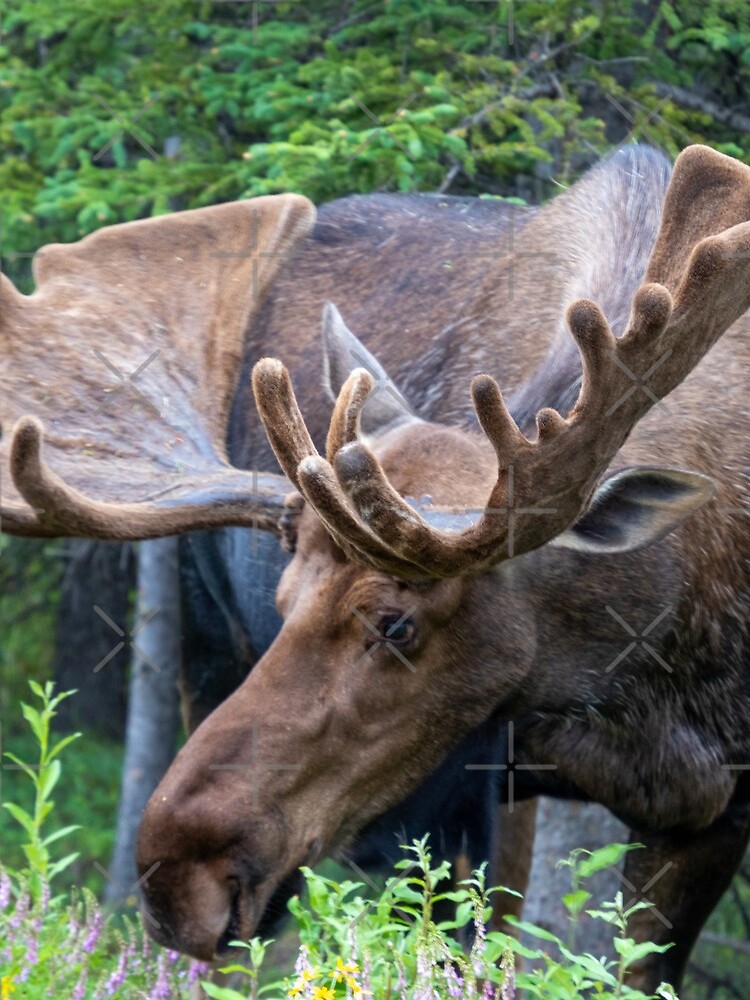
[202, 836, 681, 999]
[2, 682, 81, 901]
[0, 683, 208, 996]
[0, 537, 63, 706]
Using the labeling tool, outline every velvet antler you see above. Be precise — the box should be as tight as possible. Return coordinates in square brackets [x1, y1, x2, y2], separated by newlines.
[1, 195, 315, 538]
[252, 145, 750, 579]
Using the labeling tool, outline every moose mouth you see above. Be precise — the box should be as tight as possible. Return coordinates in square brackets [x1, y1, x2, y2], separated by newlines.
[215, 868, 304, 958]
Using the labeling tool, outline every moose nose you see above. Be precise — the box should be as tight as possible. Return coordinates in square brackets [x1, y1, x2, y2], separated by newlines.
[138, 863, 236, 961]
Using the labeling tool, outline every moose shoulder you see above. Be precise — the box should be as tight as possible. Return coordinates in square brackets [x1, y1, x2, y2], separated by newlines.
[3, 144, 750, 994]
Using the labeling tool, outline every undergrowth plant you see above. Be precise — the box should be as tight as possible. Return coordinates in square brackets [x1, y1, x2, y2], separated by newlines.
[205, 841, 682, 1000]
[0, 682, 209, 998]
[1, 682, 682, 998]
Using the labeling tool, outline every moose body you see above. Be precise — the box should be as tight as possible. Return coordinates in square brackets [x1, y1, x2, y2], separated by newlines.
[4, 144, 750, 994]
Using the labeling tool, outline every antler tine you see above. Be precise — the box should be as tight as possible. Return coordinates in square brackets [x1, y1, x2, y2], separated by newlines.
[297, 454, 433, 578]
[253, 357, 438, 575]
[470, 375, 529, 459]
[252, 359, 319, 490]
[326, 369, 374, 463]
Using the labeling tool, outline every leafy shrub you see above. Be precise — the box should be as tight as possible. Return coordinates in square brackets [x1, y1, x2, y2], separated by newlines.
[1, 682, 683, 998]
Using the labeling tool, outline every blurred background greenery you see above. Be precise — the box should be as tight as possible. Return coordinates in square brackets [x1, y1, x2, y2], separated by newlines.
[1, 1, 749, 995]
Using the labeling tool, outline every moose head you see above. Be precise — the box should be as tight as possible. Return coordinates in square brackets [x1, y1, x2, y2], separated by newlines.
[3, 145, 750, 990]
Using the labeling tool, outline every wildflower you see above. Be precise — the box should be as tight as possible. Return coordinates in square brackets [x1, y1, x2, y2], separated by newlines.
[334, 957, 363, 994]
[311, 988, 335, 1000]
[99, 941, 132, 996]
[9, 888, 29, 930]
[188, 960, 210, 984]
[0, 873, 11, 911]
[148, 951, 171, 999]
[1, 976, 15, 999]
[289, 965, 321, 997]
[83, 904, 103, 953]
[71, 963, 88, 1000]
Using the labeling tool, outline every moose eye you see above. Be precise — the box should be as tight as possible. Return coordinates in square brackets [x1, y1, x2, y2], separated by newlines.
[377, 614, 417, 646]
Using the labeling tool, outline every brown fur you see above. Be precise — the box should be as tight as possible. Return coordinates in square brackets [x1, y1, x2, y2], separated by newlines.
[5, 145, 750, 994]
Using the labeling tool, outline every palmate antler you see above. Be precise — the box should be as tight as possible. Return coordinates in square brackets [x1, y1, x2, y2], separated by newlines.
[253, 145, 750, 580]
[1, 194, 314, 538]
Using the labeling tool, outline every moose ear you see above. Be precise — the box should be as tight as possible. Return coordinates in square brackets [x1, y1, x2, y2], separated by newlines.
[550, 467, 715, 555]
[321, 301, 418, 438]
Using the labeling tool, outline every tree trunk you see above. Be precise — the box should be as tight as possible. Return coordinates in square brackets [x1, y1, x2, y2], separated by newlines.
[522, 798, 629, 959]
[105, 538, 181, 902]
[54, 540, 133, 740]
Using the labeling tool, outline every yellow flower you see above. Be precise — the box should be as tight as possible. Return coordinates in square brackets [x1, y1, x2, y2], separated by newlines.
[288, 966, 321, 997]
[311, 988, 335, 1000]
[1, 977, 15, 1000]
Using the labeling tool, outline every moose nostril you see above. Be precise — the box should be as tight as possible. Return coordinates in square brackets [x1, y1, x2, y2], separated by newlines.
[215, 880, 243, 956]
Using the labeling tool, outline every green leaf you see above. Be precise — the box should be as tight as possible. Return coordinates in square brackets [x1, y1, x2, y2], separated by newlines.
[199, 984, 247, 1000]
[42, 823, 81, 846]
[3, 801, 36, 837]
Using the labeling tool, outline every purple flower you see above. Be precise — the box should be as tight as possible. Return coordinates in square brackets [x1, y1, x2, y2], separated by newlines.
[148, 951, 171, 999]
[188, 960, 210, 984]
[9, 887, 29, 929]
[83, 906, 103, 953]
[0, 871, 12, 910]
[98, 942, 132, 997]
[72, 961, 88, 1000]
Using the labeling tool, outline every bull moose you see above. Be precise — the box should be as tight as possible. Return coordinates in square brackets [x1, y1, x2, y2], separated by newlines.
[3, 143, 750, 994]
